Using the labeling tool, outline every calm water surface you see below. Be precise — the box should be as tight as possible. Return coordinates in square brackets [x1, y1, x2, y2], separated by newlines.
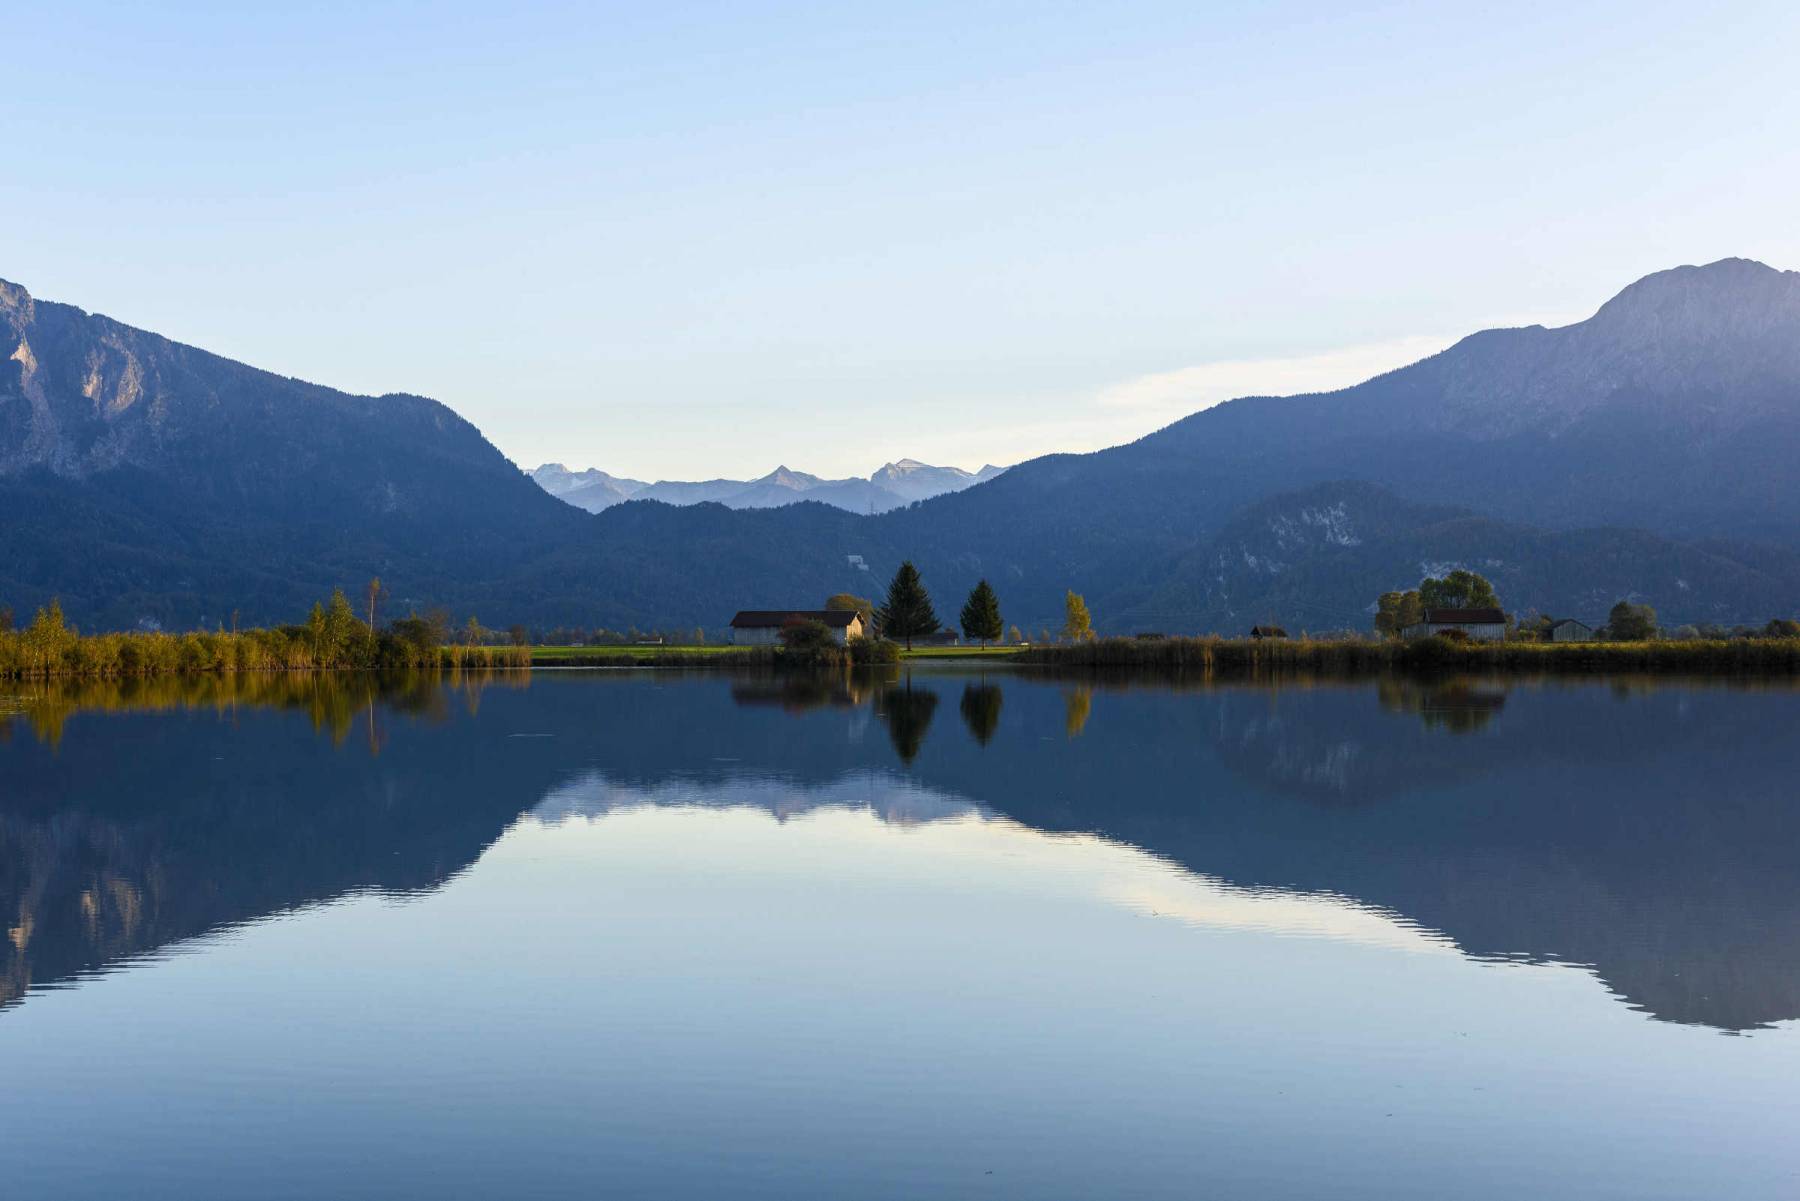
[3, 669, 1799, 1199]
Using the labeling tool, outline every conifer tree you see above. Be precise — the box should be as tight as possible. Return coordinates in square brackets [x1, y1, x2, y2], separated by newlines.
[959, 579, 1004, 648]
[877, 560, 939, 650]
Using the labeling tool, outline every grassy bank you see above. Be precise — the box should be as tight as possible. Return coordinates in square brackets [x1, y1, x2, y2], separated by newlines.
[524, 643, 1026, 665]
[1016, 635, 1800, 677]
[899, 645, 1026, 660]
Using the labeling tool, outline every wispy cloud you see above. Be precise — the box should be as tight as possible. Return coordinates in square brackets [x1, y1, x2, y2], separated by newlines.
[880, 335, 1464, 470]
[1096, 334, 1458, 421]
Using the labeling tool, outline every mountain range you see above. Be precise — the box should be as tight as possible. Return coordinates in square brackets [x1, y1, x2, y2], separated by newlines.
[530, 459, 1005, 515]
[6, 258, 1800, 634]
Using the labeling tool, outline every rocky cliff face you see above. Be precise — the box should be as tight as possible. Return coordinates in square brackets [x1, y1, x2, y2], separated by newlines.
[2, 278, 497, 483]
[0, 277, 577, 628]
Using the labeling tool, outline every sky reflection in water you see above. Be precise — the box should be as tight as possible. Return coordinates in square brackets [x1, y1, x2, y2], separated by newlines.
[3, 669, 1799, 1200]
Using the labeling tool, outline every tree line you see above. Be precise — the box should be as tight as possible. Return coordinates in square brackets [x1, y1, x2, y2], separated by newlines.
[1371, 571, 1798, 642]
[790, 561, 1096, 651]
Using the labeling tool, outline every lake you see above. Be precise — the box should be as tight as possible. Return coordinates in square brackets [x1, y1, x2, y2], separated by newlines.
[3, 668, 1799, 1199]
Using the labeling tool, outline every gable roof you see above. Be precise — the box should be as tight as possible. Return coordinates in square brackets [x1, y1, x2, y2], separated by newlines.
[1420, 608, 1506, 625]
[1249, 625, 1288, 637]
[729, 609, 861, 629]
[1547, 618, 1593, 630]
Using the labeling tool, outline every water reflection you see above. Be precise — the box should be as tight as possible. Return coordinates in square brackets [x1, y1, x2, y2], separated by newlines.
[876, 680, 939, 764]
[959, 682, 1003, 746]
[1062, 686, 1093, 737]
[5, 669, 1800, 1032]
[1379, 678, 1508, 732]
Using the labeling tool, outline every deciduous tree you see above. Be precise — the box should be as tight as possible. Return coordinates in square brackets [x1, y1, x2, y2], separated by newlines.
[1606, 601, 1658, 641]
[1419, 570, 1499, 611]
[1062, 591, 1093, 642]
[825, 593, 874, 628]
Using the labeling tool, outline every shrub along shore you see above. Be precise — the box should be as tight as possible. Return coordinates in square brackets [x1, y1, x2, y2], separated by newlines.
[1015, 634, 1800, 676]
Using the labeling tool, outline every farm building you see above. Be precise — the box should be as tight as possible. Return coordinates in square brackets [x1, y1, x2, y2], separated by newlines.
[728, 610, 865, 646]
[1249, 625, 1288, 640]
[1546, 618, 1595, 642]
[1401, 608, 1508, 642]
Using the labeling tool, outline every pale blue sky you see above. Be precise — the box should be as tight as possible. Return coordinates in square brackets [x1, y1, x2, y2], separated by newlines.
[6, 2, 1798, 478]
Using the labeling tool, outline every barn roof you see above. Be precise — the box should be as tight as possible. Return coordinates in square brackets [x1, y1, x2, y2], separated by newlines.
[1421, 608, 1506, 624]
[729, 609, 861, 629]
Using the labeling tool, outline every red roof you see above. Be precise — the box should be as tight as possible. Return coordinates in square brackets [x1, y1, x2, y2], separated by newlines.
[729, 609, 861, 629]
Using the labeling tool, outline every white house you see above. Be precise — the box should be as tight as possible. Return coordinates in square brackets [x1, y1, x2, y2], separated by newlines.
[1546, 618, 1595, 642]
[728, 609, 865, 646]
[1401, 608, 1508, 642]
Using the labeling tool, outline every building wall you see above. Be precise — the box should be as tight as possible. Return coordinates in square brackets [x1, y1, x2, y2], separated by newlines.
[1404, 622, 1507, 642]
[731, 617, 862, 646]
[1432, 622, 1506, 641]
[1549, 624, 1593, 642]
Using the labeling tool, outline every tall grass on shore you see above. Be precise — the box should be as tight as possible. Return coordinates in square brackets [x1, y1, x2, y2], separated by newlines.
[1016, 635, 1800, 676]
[0, 596, 531, 680]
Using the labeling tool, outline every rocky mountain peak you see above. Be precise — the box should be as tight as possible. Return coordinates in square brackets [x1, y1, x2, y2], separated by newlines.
[1582, 257, 1800, 347]
[0, 277, 33, 327]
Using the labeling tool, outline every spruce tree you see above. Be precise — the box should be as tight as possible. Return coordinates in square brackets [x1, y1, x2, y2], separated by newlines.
[877, 560, 939, 650]
[959, 579, 1004, 648]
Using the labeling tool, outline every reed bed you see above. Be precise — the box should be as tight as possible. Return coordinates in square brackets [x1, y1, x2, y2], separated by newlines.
[0, 601, 532, 681]
[1016, 635, 1800, 677]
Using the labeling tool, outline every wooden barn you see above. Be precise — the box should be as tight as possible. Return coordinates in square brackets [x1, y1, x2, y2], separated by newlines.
[728, 610, 865, 646]
[1401, 608, 1508, 642]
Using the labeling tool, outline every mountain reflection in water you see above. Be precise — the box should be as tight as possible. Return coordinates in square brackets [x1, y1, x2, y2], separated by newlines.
[4, 668, 1800, 1032]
